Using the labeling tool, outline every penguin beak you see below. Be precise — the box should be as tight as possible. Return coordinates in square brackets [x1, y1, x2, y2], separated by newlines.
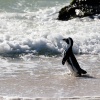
[62, 38, 69, 44]
[62, 38, 67, 41]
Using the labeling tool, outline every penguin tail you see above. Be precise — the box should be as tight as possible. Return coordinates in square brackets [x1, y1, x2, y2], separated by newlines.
[81, 69, 87, 74]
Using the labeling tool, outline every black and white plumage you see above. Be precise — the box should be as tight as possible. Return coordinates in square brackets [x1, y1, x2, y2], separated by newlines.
[62, 37, 87, 76]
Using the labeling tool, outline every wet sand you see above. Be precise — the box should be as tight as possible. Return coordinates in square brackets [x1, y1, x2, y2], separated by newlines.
[0, 55, 100, 100]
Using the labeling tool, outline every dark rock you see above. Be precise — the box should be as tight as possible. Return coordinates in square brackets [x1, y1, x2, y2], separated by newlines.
[58, 0, 100, 20]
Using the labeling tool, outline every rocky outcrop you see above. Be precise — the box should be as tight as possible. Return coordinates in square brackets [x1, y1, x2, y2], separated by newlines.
[58, 0, 100, 20]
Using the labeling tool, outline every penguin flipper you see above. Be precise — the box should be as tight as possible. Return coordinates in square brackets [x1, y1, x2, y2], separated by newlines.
[62, 50, 69, 65]
[62, 56, 67, 65]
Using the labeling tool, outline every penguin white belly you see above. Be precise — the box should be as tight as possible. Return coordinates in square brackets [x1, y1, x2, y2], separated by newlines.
[66, 57, 79, 76]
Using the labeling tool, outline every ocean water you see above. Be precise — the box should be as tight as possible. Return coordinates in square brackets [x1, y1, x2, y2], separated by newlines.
[0, 0, 100, 99]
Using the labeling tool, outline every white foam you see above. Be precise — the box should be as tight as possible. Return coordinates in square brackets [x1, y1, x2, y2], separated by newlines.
[0, 5, 100, 56]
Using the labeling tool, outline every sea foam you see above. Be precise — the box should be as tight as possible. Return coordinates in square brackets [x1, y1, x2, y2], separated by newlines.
[0, 5, 100, 57]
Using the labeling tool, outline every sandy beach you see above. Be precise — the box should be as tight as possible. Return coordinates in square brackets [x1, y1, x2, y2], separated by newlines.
[0, 55, 99, 100]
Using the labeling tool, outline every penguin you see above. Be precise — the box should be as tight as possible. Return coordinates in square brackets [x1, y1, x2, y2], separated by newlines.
[62, 37, 87, 76]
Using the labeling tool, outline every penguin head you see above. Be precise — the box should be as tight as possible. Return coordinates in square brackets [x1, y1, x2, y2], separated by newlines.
[63, 37, 73, 46]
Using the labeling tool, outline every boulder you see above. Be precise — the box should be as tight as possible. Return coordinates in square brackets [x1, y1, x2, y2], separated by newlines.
[58, 0, 100, 20]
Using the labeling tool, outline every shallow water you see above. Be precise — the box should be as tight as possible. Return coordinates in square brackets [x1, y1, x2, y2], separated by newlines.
[0, 55, 100, 99]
